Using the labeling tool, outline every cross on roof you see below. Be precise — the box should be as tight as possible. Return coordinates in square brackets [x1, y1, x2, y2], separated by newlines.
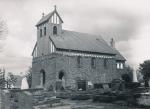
[54, 5, 57, 10]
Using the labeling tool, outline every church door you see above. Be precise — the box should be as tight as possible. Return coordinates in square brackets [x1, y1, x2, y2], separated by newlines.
[40, 69, 46, 86]
[56, 71, 65, 90]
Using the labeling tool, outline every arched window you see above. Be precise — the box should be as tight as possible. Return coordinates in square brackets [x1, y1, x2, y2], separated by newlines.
[40, 69, 46, 85]
[53, 26, 57, 35]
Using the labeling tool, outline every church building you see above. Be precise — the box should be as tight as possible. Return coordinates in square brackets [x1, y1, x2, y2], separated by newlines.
[31, 6, 126, 90]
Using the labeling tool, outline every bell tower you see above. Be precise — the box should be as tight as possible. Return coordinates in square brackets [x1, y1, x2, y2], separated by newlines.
[49, 5, 63, 36]
[35, 6, 63, 57]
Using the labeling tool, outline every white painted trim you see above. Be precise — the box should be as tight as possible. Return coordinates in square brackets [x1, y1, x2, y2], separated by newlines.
[55, 51, 114, 59]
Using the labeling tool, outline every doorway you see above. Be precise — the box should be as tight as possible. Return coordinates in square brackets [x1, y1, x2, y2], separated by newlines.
[58, 71, 64, 80]
[40, 69, 46, 86]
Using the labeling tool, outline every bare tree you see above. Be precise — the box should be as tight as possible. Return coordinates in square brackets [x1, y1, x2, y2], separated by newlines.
[0, 18, 7, 51]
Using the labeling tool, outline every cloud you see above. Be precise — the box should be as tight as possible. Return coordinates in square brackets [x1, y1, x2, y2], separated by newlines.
[72, 9, 139, 42]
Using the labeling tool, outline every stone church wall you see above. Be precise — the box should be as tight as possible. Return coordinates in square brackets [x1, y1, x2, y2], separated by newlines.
[32, 54, 57, 88]
[55, 55, 118, 89]
[32, 53, 124, 90]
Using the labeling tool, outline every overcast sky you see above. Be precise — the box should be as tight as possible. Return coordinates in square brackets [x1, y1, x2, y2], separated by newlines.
[0, 0, 150, 74]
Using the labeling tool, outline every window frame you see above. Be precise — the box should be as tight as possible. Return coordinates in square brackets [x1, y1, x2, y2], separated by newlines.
[77, 56, 81, 68]
[53, 26, 57, 35]
[104, 58, 108, 69]
[116, 62, 124, 69]
[117, 63, 120, 69]
[44, 27, 46, 36]
[40, 29, 42, 37]
[91, 57, 96, 69]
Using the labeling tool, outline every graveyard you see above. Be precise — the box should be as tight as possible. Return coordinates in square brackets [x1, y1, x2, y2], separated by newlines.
[1, 78, 150, 109]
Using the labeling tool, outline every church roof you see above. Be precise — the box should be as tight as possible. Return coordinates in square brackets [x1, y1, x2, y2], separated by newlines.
[35, 7, 125, 61]
[36, 9, 63, 26]
[113, 48, 126, 61]
[50, 30, 125, 61]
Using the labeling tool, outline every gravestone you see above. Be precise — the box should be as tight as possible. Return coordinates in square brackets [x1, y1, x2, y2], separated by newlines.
[111, 79, 125, 92]
[56, 80, 63, 91]
[103, 84, 110, 93]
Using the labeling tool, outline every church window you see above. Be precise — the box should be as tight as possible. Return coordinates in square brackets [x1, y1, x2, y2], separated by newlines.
[116, 62, 124, 69]
[77, 56, 81, 68]
[120, 63, 124, 69]
[50, 41, 55, 53]
[91, 57, 96, 68]
[40, 29, 42, 37]
[44, 27, 46, 36]
[104, 59, 108, 69]
[117, 63, 120, 69]
[53, 26, 57, 35]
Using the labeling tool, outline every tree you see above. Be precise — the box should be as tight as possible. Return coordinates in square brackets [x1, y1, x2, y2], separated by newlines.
[25, 67, 32, 88]
[0, 69, 5, 88]
[122, 65, 133, 82]
[122, 74, 132, 83]
[6, 72, 17, 88]
[136, 69, 143, 83]
[139, 60, 150, 87]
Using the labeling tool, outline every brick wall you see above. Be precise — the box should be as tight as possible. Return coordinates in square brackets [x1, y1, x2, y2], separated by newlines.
[55, 55, 117, 88]
[32, 54, 57, 88]
[32, 53, 124, 89]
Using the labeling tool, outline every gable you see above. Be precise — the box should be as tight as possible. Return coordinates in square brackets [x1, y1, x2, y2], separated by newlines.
[36, 9, 63, 26]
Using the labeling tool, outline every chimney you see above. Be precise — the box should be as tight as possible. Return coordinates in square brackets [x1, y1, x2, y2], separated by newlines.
[42, 13, 45, 18]
[110, 38, 115, 48]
